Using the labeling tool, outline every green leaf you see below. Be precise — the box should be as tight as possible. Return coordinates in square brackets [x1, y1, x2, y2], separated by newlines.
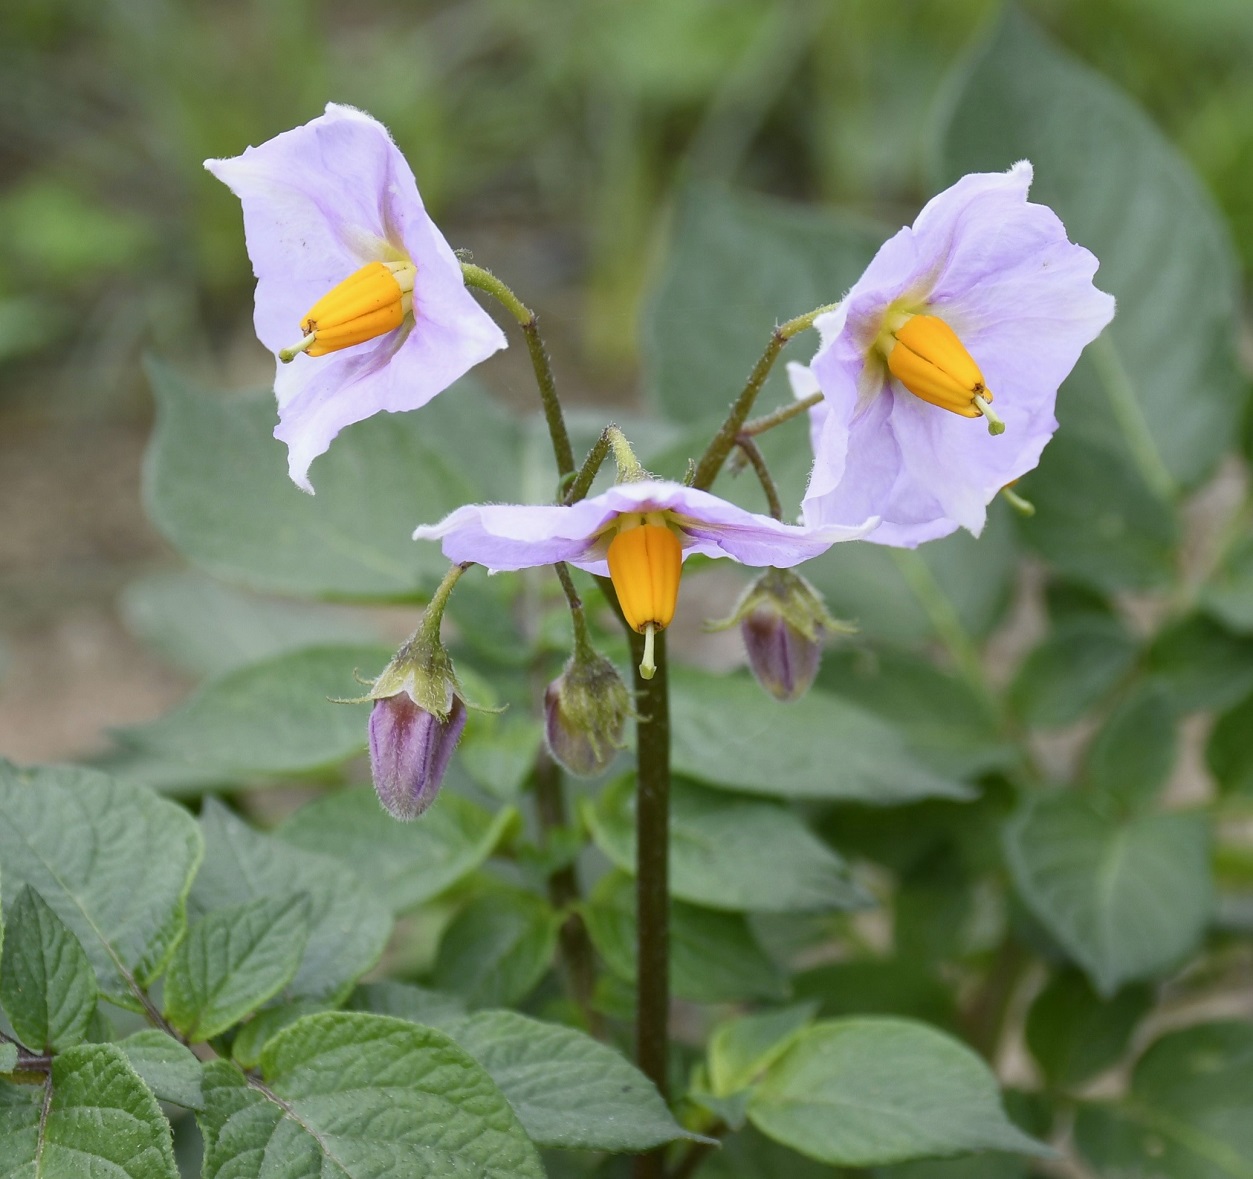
[0, 1045, 15, 1074]
[190, 800, 391, 1002]
[1009, 618, 1139, 729]
[1025, 969, 1151, 1091]
[1203, 536, 1253, 634]
[791, 960, 958, 1030]
[1208, 690, 1253, 796]
[938, 13, 1247, 578]
[0, 886, 98, 1052]
[346, 981, 466, 1028]
[230, 1002, 329, 1070]
[1004, 793, 1212, 995]
[163, 895, 312, 1041]
[143, 361, 521, 599]
[805, 507, 1020, 645]
[585, 777, 867, 913]
[0, 763, 202, 1005]
[1147, 613, 1253, 712]
[694, 1125, 835, 1179]
[460, 715, 545, 801]
[197, 1013, 544, 1178]
[1083, 684, 1177, 809]
[876, 1153, 1029, 1179]
[120, 569, 379, 678]
[748, 1018, 1047, 1166]
[111, 644, 388, 791]
[584, 871, 786, 1004]
[431, 890, 559, 1009]
[279, 787, 515, 914]
[670, 670, 971, 803]
[708, 1004, 818, 1097]
[1074, 1022, 1253, 1179]
[641, 181, 884, 424]
[817, 648, 1015, 779]
[117, 1030, 204, 1110]
[445, 1009, 697, 1151]
[0, 1043, 177, 1179]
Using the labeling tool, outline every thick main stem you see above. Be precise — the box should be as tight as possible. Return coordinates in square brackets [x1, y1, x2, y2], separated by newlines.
[689, 303, 835, 491]
[631, 627, 671, 1179]
[460, 262, 575, 479]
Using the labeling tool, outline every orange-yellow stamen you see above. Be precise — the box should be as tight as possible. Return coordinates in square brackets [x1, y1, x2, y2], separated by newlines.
[280, 260, 416, 362]
[885, 314, 1004, 435]
[607, 514, 683, 679]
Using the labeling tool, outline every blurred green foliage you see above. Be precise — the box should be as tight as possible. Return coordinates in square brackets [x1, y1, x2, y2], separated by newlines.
[2, 0, 1251, 400]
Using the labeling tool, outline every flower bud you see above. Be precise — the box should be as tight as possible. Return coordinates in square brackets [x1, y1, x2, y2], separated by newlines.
[544, 650, 631, 778]
[369, 692, 467, 820]
[357, 612, 468, 821]
[710, 567, 853, 702]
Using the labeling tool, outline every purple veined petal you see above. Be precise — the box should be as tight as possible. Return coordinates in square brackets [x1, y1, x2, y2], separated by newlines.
[206, 103, 507, 493]
[369, 692, 467, 821]
[413, 479, 876, 575]
[802, 160, 1115, 547]
[205, 105, 407, 354]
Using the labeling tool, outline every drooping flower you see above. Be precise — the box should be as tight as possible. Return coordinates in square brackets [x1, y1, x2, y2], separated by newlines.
[796, 161, 1115, 548]
[412, 479, 875, 677]
[206, 103, 507, 492]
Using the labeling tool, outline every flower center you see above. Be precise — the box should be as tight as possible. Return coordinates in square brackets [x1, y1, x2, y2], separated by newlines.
[606, 512, 683, 680]
[280, 260, 416, 362]
[880, 314, 1004, 435]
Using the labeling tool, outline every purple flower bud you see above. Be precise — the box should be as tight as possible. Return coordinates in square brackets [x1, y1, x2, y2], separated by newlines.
[369, 692, 467, 820]
[709, 567, 854, 703]
[741, 609, 822, 703]
[543, 652, 631, 778]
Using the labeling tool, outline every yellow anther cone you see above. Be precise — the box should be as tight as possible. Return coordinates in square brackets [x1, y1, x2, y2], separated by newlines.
[887, 315, 989, 418]
[284, 260, 415, 360]
[607, 519, 682, 635]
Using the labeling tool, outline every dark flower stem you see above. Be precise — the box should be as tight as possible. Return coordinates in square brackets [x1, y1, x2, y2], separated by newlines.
[734, 435, 784, 520]
[631, 626, 671, 1179]
[564, 424, 640, 504]
[689, 304, 835, 491]
[460, 262, 575, 479]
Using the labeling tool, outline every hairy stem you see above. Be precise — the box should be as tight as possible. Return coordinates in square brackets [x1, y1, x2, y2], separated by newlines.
[461, 262, 575, 479]
[734, 435, 784, 520]
[690, 304, 835, 491]
[631, 627, 671, 1179]
[564, 424, 639, 505]
[741, 389, 824, 437]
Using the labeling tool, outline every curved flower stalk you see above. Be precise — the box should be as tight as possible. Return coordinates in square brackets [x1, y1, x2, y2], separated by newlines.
[413, 479, 875, 678]
[206, 103, 507, 492]
[796, 161, 1115, 547]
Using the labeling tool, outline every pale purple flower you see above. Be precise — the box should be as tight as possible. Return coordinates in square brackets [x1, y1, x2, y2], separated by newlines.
[205, 103, 506, 493]
[369, 692, 467, 821]
[411, 479, 875, 575]
[797, 161, 1115, 548]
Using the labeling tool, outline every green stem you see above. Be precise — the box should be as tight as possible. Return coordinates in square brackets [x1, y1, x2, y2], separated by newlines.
[741, 390, 824, 437]
[418, 562, 471, 646]
[734, 435, 784, 520]
[690, 303, 835, 491]
[564, 424, 645, 505]
[631, 628, 671, 1179]
[461, 262, 575, 479]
